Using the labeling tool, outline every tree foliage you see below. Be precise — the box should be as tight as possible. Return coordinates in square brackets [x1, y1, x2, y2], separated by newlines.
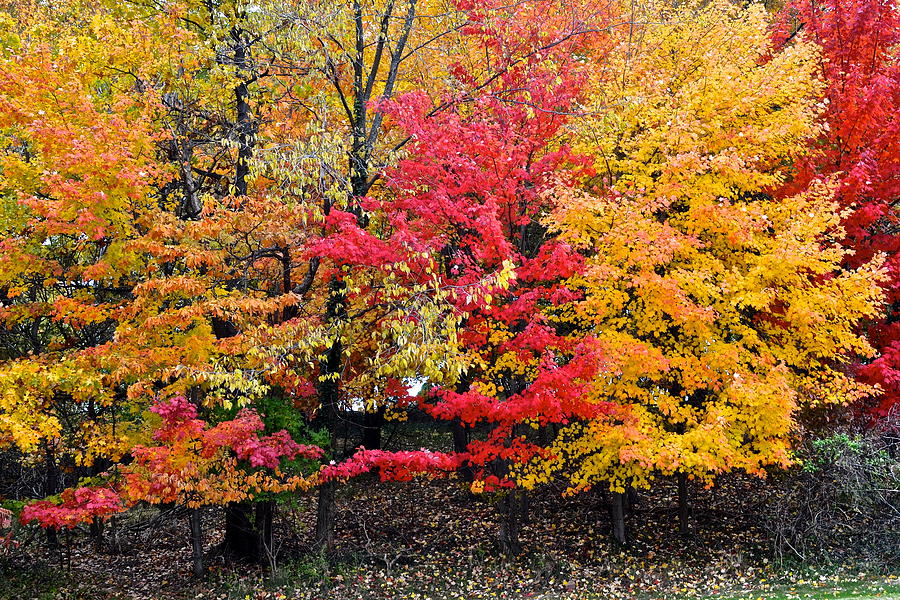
[776, 0, 900, 418]
[0, 0, 894, 564]
[522, 0, 884, 493]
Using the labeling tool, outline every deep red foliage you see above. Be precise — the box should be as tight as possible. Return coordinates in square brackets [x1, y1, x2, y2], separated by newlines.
[354, 7, 616, 486]
[20, 487, 124, 530]
[321, 449, 462, 482]
[21, 396, 324, 528]
[148, 395, 323, 468]
[778, 0, 900, 416]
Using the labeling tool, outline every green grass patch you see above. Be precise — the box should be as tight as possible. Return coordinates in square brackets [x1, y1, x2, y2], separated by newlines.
[709, 578, 900, 600]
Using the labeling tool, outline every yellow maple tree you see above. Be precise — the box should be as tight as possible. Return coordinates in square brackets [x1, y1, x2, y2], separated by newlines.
[519, 0, 885, 496]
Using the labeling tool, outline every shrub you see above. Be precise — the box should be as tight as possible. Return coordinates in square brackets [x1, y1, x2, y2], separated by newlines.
[764, 423, 900, 567]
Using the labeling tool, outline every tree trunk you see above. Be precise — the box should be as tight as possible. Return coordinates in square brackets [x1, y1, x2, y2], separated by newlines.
[89, 517, 104, 552]
[110, 515, 119, 554]
[610, 491, 626, 545]
[451, 419, 473, 482]
[86, 458, 110, 552]
[677, 472, 690, 536]
[44, 445, 60, 551]
[315, 480, 337, 551]
[498, 490, 523, 557]
[520, 489, 530, 525]
[224, 502, 258, 562]
[626, 486, 640, 512]
[189, 508, 205, 577]
[362, 407, 385, 450]
[46, 523, 59, 551]
[230, 25, 255, 198]
[313, 279, 345, 551]
[212, 24, 256, 551]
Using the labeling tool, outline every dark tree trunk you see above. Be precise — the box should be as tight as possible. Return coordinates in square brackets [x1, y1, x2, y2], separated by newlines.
[520, 489, 530, 525]
[451, 419, 473, 482]
[677, 472, 690, 536]
[189, 508, 205, 577]
[498, 490, 524, 557]
[315, 480, 337, 551]
[230, 26, 255, 198]
[222, 502, 275, 565]
[89, 517, 104, 552]
[109, 515, 119, 554]
[362, 407, 385, 450]
[46, 523, 59, 551]
[87, 458, 109, 552]
[594, 485, 609, 518]
[313, 278, 345, 551]
[216, 22, 262, 562]
[224, 502, 258, 562]
[626, 486, 640, 512]
[44, 446, 59, 550]
[610, 491, 626, 545]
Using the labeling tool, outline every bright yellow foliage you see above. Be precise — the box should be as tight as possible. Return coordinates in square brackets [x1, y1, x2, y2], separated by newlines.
[522, 0, 885, 494]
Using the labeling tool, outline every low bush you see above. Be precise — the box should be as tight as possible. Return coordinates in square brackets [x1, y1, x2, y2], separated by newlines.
[764, 419, 900, 567]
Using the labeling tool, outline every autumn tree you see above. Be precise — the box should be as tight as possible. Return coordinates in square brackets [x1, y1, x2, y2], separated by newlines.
[520, 0, 885, 541]
[374, 0, 619, 555]
[20, 395, 322, 576]
[4, 0, 892, 572]
[0, 1, 183, 547]
[171, 0, 618, 554]
[1, 0, 535, 562]
[776, 0, 900, 419]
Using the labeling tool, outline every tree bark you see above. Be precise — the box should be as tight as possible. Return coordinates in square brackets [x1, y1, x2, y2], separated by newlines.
[89, 517, 104, 552]
[626, 486, 640, 512]
[451, 419, 473, 482]
[313, 277, 346, 551]
[315, 480, 337, 551]
[498, 489, 523, 557]
[44, 445, 59, 550]
[224, 502, 258, 562]
[230, 25, 255, 198]
[677, 472, 690, 536]
[255, 501, 274, 563]
[362, 407, 385, 450]
[189, 508, 205, 577]
[610, 491, 627, 545]
[218, 20, 266, 561]
[87, 457, 110, 552]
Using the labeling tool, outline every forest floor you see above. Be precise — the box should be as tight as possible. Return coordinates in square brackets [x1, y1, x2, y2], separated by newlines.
[2, 475, 897, 600]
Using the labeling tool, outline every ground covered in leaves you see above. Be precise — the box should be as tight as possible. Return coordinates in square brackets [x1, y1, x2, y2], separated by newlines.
[3, 475, 898, 600]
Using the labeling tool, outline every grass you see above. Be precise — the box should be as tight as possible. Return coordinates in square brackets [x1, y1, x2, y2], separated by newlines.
[707, 578, 900, 600]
